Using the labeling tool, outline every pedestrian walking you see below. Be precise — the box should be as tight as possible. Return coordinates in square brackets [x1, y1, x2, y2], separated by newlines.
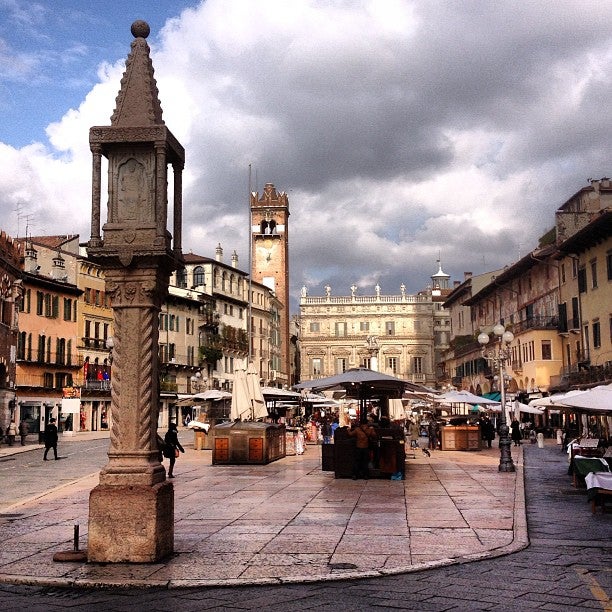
[427, 419, 439, 450]
[408, 418, 420, 450]
[163, 422, 184, 478]
[480, 415, 495, 448]
[510, 418, 522, 446]
[43, 418, 59, 460]
[6, 421, 17, 446]
[18, 419, 29, 446]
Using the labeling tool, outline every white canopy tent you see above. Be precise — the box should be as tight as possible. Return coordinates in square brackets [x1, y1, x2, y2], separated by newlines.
[555, 385, 612, 415]
[434, 390, 501, 405]
[514, 400, 544, 415]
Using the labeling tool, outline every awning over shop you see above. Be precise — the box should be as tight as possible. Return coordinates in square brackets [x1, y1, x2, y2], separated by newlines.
[482, 392, 501, 402]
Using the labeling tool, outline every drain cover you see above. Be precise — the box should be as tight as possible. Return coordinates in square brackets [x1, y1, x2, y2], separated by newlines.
[329, 562, 358, 570]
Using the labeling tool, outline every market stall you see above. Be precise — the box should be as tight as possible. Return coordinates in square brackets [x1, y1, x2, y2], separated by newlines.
[210, 421, 286, 465]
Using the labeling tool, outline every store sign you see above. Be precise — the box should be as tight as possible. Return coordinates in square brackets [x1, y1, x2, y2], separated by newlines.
[63, 387, 81, 399]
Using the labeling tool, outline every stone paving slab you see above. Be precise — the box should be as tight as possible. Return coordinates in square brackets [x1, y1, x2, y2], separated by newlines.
[0, 442, 527, 588]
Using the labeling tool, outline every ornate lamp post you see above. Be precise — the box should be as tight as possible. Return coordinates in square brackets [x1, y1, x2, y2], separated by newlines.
[191, 371, 206, 393]
[478, 323, 515, 473]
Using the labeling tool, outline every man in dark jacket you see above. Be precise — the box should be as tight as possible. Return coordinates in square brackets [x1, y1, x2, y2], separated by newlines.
[43, 418, 59, 460]
[163, 422, 185, 478]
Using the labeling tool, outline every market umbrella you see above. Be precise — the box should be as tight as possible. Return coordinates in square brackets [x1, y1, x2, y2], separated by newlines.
[529, 390, 584, 407]
[194, 389, 232, 401]
[246, 362, 268, 420]
[295, 367, 408, 423]
[175, 396, 199, 407]
[514, 400, 544, 415]
[230, 368, 251, 421]
[553, 384, 612, 414]
[434, 390, 501, 405]
[261, 387, 301, 399]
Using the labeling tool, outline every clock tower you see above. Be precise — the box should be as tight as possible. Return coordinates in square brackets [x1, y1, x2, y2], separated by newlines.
[250, 183, 290, 385]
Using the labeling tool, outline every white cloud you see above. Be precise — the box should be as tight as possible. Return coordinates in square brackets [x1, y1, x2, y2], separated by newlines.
[0, 0, 611, 311]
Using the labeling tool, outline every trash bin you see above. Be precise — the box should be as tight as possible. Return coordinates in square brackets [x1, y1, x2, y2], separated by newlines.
[321, 443, 334, 471]
[537, 432, 544, 448]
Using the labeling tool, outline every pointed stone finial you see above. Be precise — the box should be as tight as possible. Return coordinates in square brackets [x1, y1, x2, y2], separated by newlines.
[111, 20, 163, 127]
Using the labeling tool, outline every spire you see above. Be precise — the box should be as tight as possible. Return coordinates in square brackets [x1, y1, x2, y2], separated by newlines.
[110, 20, 164, 127]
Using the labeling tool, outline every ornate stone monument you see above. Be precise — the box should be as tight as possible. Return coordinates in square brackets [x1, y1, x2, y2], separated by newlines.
[86, 20, 184, 562]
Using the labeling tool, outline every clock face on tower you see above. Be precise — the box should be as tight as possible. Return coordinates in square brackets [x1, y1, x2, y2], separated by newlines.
[258, 237, 277, 264]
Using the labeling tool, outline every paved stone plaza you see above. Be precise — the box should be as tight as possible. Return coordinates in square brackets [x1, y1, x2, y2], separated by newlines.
[0, 438, 524, 587]
[0, 438, 610, 610]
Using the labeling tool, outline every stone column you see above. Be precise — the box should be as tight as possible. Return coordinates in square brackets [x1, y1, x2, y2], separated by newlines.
[86, 20, 185, 563]
[88, 265, 174, 562]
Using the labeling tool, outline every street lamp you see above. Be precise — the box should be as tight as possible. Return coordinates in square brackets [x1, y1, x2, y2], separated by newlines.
[478, 323, 515, 473]
[190, 371, 202, 393]
[191, 370, 208, 393]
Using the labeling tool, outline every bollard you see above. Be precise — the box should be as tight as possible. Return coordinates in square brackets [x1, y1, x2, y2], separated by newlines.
[53, 523, 87, 562]
[537, 432, 544, 448]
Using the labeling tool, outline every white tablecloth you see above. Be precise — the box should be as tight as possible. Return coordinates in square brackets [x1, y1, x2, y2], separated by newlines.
[585, 471, 612, 491]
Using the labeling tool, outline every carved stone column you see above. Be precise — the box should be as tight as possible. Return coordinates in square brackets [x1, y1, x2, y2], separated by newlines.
[86, 20, 185, 563]
[88, 266, 173, 562]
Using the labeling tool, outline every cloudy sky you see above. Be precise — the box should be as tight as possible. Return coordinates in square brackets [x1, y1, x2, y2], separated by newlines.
[1, 0, 611, 313]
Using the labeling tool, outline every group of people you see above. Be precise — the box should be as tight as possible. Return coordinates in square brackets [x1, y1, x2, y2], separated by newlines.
[0, 419, 29, 447]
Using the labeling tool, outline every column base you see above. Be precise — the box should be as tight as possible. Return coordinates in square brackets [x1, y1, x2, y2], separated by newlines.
[87, 480, 174, 563]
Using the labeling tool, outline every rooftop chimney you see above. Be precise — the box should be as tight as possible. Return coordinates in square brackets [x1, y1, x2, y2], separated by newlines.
[231, 250, 238, 268]
[215, 243, 223, 262]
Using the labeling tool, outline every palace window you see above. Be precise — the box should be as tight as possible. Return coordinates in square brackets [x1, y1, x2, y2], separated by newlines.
[386, 357, 398, 374]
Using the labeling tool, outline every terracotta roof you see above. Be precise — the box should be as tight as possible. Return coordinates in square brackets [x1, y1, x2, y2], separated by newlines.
[20, 235, 78, 250]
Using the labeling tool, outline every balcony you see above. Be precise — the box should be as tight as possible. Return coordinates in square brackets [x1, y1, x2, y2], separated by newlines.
[82, 379, 111, 391]
[511, 316, 558, 335]
[568, 363, 612, 387]
[17, 354, 82, 370]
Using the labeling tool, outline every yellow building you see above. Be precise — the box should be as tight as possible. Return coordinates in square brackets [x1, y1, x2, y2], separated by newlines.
[76, 249, 113, 432]
[16, 236, 82, 436]
[440, 177, 612, 401]
[555, 208, 612, 389]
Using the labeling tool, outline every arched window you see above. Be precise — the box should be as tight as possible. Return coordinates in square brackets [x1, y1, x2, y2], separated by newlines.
[230, 274, 235, 294]
[222, 272, 227, 291]
[193, 266, 204, 287]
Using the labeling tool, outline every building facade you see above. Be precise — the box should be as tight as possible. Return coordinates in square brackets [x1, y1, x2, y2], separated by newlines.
[298, 270, 449, 388]
[0, 231, 22, 432]
[439, 177, 612, 400]
[76, 246, 113, 432]
[15, 236, 82, 436]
